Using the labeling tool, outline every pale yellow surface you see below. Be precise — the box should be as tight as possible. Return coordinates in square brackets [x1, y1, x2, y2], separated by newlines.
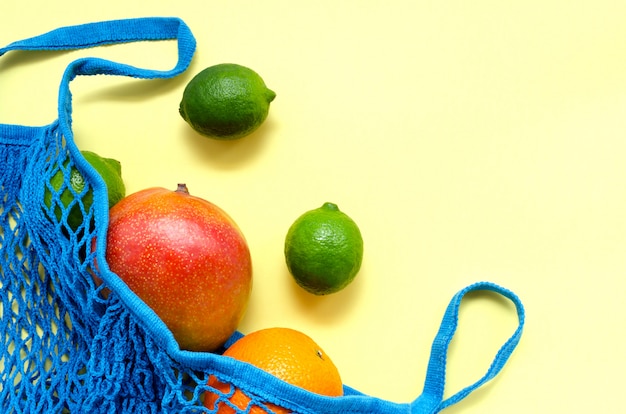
[2, 1, 626, 412]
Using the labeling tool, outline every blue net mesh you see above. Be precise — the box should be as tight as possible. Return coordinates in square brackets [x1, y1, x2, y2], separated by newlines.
[0, 122, 412, 413]
[0, 124, 253, 412]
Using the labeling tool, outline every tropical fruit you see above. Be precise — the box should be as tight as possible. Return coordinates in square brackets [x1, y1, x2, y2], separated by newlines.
[105, 184, 252, 352]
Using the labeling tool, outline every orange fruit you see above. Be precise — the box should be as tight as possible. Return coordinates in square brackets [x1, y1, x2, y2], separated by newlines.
[205, 327, 343, 413]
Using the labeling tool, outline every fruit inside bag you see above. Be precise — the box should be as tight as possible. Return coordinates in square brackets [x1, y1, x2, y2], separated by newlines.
[0, 18, 525, 413]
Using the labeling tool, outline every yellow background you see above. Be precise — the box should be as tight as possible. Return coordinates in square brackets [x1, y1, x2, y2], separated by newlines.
[3, 1, 626, 412]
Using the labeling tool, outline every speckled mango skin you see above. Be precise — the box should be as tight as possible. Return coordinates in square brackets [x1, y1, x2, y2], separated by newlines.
[105, 185, 252, 352]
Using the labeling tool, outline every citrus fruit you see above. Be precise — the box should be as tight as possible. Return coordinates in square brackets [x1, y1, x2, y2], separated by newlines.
[179, 63, 276, 140]
[44, 150, 125, 230]
[284, 202, 363, 295]
[205, 327, 343, 413]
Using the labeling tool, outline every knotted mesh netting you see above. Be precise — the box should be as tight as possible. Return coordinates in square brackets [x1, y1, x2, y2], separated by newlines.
[0, 122, 296, 413]
[1, 123, 160, 411]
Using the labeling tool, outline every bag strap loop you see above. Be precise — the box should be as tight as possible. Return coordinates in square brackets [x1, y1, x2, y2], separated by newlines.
[411, 281, 525, 413]
[0, 18, 193, 55]
[1, 17, 196, 137]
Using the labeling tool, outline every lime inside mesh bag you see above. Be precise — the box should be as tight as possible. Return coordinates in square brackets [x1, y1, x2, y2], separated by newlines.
[0, 17, 525, 413]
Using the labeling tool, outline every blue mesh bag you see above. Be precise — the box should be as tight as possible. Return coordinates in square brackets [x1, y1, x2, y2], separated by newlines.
[0, 17, 525, 413]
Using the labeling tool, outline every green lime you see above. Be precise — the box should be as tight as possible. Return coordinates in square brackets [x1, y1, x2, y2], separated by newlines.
[179, 63, 276, 140]
[44, 150, 126, 230]
[284, 202, 364, 295]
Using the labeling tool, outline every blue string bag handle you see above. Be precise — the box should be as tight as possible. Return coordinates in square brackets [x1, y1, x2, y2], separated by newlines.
[411, 281, 525, 413]
[175, 281, 525, 414]
[0, 17, 195, 75]
[1, 17, 196, 141]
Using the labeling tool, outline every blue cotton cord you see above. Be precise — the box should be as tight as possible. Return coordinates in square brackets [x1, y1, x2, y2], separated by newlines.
[412, 281, 525, 414]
